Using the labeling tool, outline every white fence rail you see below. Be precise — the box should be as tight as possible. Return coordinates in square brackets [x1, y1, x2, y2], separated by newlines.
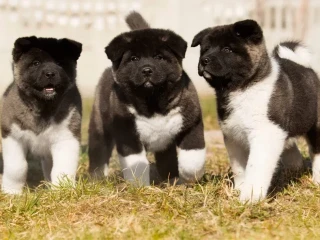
[0, 0, 319, 95]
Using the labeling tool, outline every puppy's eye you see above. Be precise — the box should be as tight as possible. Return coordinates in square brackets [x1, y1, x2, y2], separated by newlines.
[222, 47, 232, 53]
[131, 56, 140, 61]
[33, 61, 40, 66]
[154, 54, 163, 60]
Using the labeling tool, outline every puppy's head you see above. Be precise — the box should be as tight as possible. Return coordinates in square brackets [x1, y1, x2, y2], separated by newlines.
[192, 20, 267, 89]
[105, 29, 187, 95]
[12, 36, 82, 100]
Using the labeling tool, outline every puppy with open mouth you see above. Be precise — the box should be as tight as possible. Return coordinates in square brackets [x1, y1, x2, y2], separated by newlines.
[1, 37, 82, 194]
[88, 12, 206, 185]
[192, 20, 319, 202]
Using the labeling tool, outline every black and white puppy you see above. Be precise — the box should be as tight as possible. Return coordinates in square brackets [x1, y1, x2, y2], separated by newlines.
[1, 37, 82, 194]
[88, 12, 206, 185]
[192, 20, 319, 202]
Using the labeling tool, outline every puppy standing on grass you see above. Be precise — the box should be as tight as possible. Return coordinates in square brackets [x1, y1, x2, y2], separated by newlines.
[192, 20, 319, 202]
[88, 12, 206, 185]
[1, 37, 82, 194]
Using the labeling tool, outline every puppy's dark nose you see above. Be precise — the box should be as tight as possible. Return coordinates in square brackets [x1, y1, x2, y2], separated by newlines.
[45, 72, 55, 79]
[201, 58, 211, 66]
[142, 67, 153, 76]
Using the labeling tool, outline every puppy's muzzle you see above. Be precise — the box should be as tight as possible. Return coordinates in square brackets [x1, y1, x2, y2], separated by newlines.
[45, 71, 55, 79]
[142, 67, 153, 77]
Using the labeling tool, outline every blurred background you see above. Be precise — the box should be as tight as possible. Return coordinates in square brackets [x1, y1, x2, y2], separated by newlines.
[0, 0, 319, 97]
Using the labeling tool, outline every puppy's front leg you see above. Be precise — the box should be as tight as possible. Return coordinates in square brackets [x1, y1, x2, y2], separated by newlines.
[50, 138, 80, 186]
[224, 137, 248, 190]
[114, 118, 150, 186]
[177, 121, 206, 183]
[1, 136, 27, 194]
[240, 127, 287, 202]
[118, 150, 150, 187]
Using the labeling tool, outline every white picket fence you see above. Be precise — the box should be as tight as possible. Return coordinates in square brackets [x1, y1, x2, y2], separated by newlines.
[0, 0, 319, 95]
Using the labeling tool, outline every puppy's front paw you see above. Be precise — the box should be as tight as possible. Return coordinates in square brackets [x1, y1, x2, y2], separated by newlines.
[312, 173, 320, 185]
[239, 185, 266, 203]
[1, 187, 23, 195]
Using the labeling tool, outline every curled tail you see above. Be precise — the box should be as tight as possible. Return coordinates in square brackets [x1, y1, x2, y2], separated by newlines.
[273, 41, 312, 68]
[125, 11, 150, 30]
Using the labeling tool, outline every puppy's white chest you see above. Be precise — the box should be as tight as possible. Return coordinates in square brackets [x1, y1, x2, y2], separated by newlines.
[220, 61, 279, 145]
[128, 107, 183, 152]
[9, 113, 75, 157]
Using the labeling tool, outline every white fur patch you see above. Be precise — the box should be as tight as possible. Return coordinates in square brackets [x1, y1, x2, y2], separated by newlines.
[103, 163, 109, 176]
[1, 136, 28, 194]
[128, 106, 183, 152]
[312, 154, 320, 184]
[221, 59, 281, 145]
[278, 45, 311, 68]
[178, 148, 206, 183]
[1, 109, 80, 193]
[118, 150, 150, 186]
[220, 58, 288, 202]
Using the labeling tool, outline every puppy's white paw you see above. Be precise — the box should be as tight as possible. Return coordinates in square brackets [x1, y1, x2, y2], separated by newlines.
[1, 187, 23, 195]
[312, 173, 320, 185]
[239, 185, 266, 203]
[233, 174, 245, 191]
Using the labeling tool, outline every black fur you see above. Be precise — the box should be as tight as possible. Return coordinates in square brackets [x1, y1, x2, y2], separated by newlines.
[2, 36, 82, 139]
[125, 11, 150, 30]
[192, 20, 270, 121]
[268, 50, 319, 137]
[89, 13, 205, 182]
[192, 20, 320, 197]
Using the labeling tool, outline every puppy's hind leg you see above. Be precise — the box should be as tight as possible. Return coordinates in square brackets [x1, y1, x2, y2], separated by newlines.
[224, 137, 248, 191]
[154, 144, 179, 183]
[306, 124, 320, 184]
[88, 125, 114, 179]
[280, 139, 303, 172]
[41, 156, 53, 181]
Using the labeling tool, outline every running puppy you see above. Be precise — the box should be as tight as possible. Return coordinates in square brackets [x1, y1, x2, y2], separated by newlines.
[88, 12, 206, 185]
[1, 37, 82, 194]
[192, 20, 318, 202]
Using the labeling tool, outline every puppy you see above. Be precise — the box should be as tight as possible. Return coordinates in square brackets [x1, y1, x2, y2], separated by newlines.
[88, 12, 206, 185]
[191, 20, 318, 202]
[1, 37, 82, 194]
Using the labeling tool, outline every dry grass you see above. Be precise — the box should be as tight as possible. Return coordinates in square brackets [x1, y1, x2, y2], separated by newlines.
[1, 96, 320, 239]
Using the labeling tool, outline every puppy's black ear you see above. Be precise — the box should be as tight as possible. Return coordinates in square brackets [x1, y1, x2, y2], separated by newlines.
[233, 20, 263, 44]
[59, 38, 82, 61]
[105, 34, 130, 64]
[162, 31, 187, 59]
[12, 36, 38, 62]
[191, 28, 211, 47]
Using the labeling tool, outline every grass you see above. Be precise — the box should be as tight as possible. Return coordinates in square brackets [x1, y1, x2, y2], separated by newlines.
[1, 96, 320, 239]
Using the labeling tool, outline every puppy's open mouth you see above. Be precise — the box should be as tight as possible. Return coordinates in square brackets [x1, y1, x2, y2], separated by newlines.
[43, 85, 56, 95]
[143, 81, 154, 89]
